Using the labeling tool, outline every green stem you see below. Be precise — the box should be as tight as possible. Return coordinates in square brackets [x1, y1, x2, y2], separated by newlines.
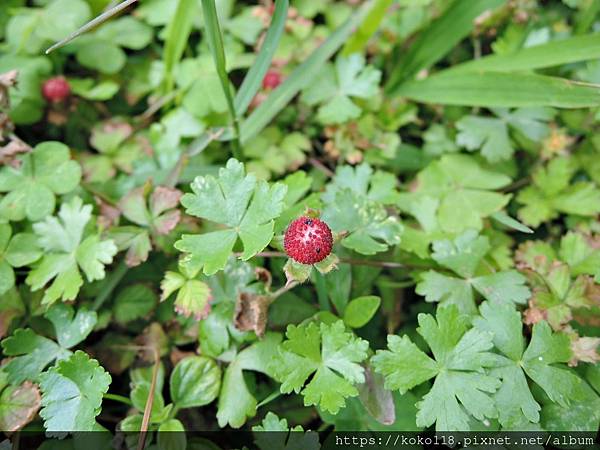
[103, 393, 133, 406]
[92, 260, 128, 311]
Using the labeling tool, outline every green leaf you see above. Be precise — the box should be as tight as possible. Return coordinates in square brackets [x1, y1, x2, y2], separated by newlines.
[517, 157, 600, 227]
[0, 141, 81, 222]
[161, 270, 212, 319]
[234, 0, 288, 115]
[416, 231, 530, 313]
[396, 71, 600, 108]
[343, 296, 381, 328]
[75, 40, 126, 74]
[1, 329, 67, 384]
[25, 197, 117, 305]
[201, 0, 240, 150]
[456, 116, 513, 162]
[69, 78, 119, 100]
[372, 305, 500, 431]
[272, 320, 369, 414]
[175, 159, 287, 274]
[450, 32, 600, 74]
[37, 0, 91, 42]
[474, 301, 584, 427]
[45, 0, 137, 54]
[386, 0, 506, 91]
[113, 285, 157, 324]
[456, 107, 555, 162]
[397, 154, 511, 233]
[490, 211, 534, 234]
[170, 356, 221, 409]
[157, 419, 187, 450]
[217, 334, 282, 428]
[0, 225, 41, 295]
[302, 54, 381, 124]
[323, 190, 402, 255]
[240, 1, 374, 142]
[44, 303, 97, 349]
[217, 359, 256, 429]
[39, 351, 111, 432]
[163, 0, 197, 91]
[342, 0, 393, 56]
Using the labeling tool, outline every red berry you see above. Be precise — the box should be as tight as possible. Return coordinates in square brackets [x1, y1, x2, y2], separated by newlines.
[284, 216, 333, 265]
[262, 70, 282, 90]
[42, 76, 70, 103]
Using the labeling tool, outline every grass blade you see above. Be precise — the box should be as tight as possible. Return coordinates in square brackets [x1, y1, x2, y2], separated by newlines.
[448, 33, 600, 74]
[240, 0, 374, 143]
[234, 0, 289, 116]
[341, 0, 393, 56]
[201, 0, 242, 158]
[491, 212, 533, 234]
[385, 0, 506, 93]
[396, 71, 600, 108]
[45, 0, 138, 54]
[163, 0, 197, 92]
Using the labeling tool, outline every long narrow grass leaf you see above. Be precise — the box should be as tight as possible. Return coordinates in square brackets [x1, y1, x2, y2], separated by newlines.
[341, 0, 392, 56]
[163, 0, 197, 92]
[201, 0, 241, 157]
[234, 0, 288, 116]
[45, 0, 138, 54]
[448, 33, 600, 74]
[240, 0, 374, 143]
[385, 0, 506, 93]
[397, 71, 600, 108]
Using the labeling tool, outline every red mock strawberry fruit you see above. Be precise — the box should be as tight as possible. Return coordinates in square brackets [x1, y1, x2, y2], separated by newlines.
[284, 216, 333, 264]
[42, 76, 70, 103]
[262, 70, 282, 90]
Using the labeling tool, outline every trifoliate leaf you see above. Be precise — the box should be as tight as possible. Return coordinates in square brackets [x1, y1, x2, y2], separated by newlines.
[322, 163, 400, 205]
[271, 320, 369, 414]
[416, 231, 530, 313]
[175, 159, 287, 274]
[558, 232, 600, 278]
[398, 154, 512, 233]
[25, 197, 117, 304]
[372, 305, 500, 431]
[39, 351, 111, 432]
[1, 303, 97, 384]
[323, 189, 402, 255]
[516, 234, 599, 330]
[302, 54, 381, 125]
[473, 301, 584, 428]
[119, 184, 182, 235]
[456, 108, 554, 162]
[169, 356, 221, 409]
[245, 127, 311, 179]
[0, 141, 81, 221]
[160, 269, 212, 320]
[517, 157, 600, 227]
